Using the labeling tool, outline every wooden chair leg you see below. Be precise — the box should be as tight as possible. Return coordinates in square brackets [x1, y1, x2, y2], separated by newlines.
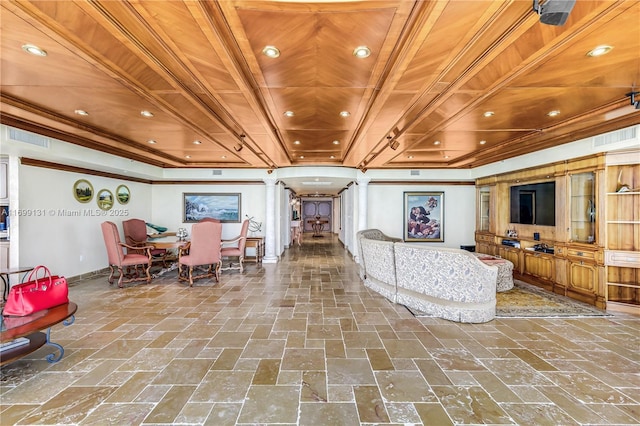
[107, 265, 116, 284]
[144, 263, 151, 283]
[117, 266, 124, 288]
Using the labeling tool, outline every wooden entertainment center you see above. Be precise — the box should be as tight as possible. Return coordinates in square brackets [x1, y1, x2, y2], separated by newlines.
[475, 149, 639, 314]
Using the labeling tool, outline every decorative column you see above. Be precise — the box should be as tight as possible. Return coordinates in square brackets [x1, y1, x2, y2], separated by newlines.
[357, 177, 370, 231]
[262, 177, 278, 263]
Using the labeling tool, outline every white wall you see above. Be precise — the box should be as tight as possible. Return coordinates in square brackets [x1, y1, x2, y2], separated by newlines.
[368, 183, 476, 250]
[17, 164, 152, 277]
[150, 183, 266, 241]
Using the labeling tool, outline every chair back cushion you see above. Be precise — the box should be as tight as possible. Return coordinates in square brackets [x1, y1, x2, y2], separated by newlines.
[101, 221, 125, 264]
[122, 218, 147, 245]
[189, 221, 222, 264]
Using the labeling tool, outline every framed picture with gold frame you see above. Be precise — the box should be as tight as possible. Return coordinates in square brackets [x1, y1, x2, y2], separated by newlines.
[97, 189, 114, 211]
[116, 184, 130, 204]
[404, 191, 444, 242]
[73, 179, 94, 203]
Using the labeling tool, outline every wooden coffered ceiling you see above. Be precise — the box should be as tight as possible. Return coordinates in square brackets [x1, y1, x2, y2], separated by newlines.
[1, 0, 639, 175]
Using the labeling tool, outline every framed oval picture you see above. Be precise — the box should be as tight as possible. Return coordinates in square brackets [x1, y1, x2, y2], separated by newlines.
[97, 188, 114, 211]
[73, 179, 94, 203]
[116, 184, 130, 204]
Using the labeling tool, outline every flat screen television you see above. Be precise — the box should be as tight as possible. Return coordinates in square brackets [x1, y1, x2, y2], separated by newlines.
[509, 181, 556, 226]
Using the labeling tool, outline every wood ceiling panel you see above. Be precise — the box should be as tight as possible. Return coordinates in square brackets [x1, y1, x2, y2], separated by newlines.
[0, 12, 123, 89]
[2, 0, 639, 190]
[22, 1, 174, 91]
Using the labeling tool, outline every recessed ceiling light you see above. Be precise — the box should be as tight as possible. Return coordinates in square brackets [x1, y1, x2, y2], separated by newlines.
[443, 155, 449, 159]
[479, 140, 487, 145]
[74, 109, 89, 116]
[434, 140, 441, 145]
[262, 45, 280, 58]
[140, 110, 154, 117]
[408, 155, 414, 159]
[330, 155, 335, 159]
[332, 140, 340, 145]
[340, 111, 350, 117]
[299, 155, 304, 159]
[587, 45, 613, 57]
[221, 155, 226, 159]
[547, 110, 560, 117]
[293, 140, 301, 145]
[21, 44, 47, 56]
[284, 111, 294, 117]
[185, 155, 191, 159]
[193, 140, 202, 145]
[353, 46, 371, 58]
[483, 111, 495, 117]
[147, 139, 157, 144]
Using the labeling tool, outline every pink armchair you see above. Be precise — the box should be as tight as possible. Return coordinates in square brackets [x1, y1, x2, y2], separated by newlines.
[101, 221, 153, 288]
[220, 219, 249, 273]
[178, 221, 222, 286]
[122, 218, 168, 267]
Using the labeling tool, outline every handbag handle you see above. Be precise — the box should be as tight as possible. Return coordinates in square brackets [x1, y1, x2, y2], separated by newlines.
[24, 265, 53, 287]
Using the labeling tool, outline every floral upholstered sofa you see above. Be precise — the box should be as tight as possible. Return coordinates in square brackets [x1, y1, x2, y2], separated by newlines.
[355, 229, 402, 281]
[357, 229, 498, 323]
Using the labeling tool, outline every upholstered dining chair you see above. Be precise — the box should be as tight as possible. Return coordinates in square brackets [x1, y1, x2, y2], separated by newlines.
[220, 219, 249, 273]
[122, 218, 168, 267]
[100, 221, 153, 288]
[178, 220, 222, 286]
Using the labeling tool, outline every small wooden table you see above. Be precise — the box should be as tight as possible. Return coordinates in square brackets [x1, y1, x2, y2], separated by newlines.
[1, 302, 77, 366]
[245, 237, 264, 263]
[1, 266, 34, 301]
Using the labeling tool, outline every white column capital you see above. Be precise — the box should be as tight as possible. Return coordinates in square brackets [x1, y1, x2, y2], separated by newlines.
[263, 177, 277, 186]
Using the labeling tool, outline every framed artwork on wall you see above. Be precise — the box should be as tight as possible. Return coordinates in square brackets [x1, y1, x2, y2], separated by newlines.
[116, 184, 130, 204]
[73, 179, 93, 203]
[97, 189, 114, 211]
[183, 193, 241, 223]
[404, 191, 444, 242]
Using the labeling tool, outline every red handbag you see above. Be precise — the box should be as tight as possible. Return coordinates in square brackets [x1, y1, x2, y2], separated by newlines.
[2, 266, 69, 317]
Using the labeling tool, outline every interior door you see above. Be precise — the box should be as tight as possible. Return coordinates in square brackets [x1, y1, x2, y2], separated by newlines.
[302, 200, 332, 233]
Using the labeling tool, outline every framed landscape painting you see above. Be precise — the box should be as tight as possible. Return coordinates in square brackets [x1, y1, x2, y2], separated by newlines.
[183, 193, 241, 223]
[404, 191, 444, 242]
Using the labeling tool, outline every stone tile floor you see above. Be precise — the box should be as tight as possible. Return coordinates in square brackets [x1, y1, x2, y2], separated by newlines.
[1, 234, 639, 425]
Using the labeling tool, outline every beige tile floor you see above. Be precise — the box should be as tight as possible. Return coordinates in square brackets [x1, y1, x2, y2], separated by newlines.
[1, 234, 639, 425]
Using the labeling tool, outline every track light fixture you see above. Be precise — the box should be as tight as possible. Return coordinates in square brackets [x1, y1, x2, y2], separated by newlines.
[532, 0, 575, 26]
[626, 91, 640, 110]
[387, 136, 399, 150]
[234, 133, 245, 152]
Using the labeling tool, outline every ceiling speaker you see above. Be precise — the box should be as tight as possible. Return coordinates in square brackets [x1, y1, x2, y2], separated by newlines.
[534, 0, 575, 26]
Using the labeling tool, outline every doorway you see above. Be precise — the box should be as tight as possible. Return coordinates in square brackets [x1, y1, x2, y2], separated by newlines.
[302, 199, 332, 234]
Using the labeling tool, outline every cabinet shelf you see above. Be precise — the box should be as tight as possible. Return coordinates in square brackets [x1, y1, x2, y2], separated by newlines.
[607, 282, 640, 289]
[606, 191, 640, 195]
[606, 221, 640, 224]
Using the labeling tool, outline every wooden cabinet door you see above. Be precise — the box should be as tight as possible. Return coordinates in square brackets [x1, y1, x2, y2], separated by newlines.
[499, 247, 521, 272]
[523, 252, 554, 281]
[568, 260, 597, 294]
